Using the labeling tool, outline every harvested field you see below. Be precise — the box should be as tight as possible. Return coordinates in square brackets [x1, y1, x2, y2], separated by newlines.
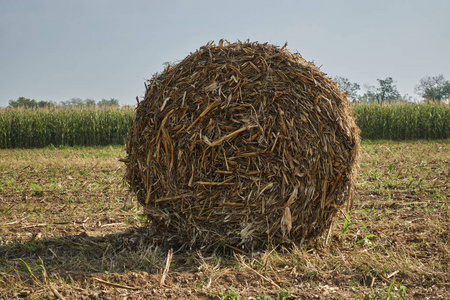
[0, 141, 449, 299]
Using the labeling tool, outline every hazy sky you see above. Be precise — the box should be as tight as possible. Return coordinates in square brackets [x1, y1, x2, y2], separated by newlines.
[1, 0, 449, 107]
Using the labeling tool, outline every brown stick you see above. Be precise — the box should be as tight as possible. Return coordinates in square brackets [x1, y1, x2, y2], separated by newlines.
[160, 248, 174, 286]
[50, 286, 67, 300]
[92, 277, 138, 290]
[209, 125, 256, 147]
[185, 99, 220, 132]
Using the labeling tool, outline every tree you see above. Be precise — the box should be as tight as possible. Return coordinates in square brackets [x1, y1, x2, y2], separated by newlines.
[84, 98, 96, 106]
[361, 77, 401, 103]
[415, 74, 450, 101]
[376, 77, 401, 103]
[334, 76, 360, 102]
[61, 98, 85, 107]
[37, 100, 56, 108]
[9, 97, 37, 108]
[98, 98, 119, 107]
[361, 83, 377, 103]
[8, 97, 55, 108]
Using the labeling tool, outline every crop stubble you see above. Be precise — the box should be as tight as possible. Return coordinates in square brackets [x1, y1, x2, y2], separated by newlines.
[0, 142, 448, 299]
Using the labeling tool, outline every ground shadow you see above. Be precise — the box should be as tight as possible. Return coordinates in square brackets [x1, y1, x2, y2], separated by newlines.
[0, 228, 247, 299]
[0, 227, 183, 278]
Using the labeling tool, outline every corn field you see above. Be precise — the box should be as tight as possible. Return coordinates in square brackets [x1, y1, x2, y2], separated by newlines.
[0, 106, 134, 148]
[0, 103, 449, 148]
[353, 102, 450, 140]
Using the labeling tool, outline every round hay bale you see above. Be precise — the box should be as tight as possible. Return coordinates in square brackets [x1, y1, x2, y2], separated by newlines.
[124, 41, 360, 251]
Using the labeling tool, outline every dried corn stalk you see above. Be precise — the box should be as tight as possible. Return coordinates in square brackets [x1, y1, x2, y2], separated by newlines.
[124, 41, 360, 251]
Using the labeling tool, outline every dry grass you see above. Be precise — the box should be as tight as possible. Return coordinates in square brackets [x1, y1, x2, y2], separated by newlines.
[0, 141, 449, 299]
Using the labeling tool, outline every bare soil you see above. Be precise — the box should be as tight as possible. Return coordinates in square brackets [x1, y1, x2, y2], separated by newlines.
[0, 141, 449, 299]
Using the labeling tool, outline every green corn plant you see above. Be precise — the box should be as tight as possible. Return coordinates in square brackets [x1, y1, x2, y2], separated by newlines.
[353, 102, 449, 140]
[0, 106, 135, 148]
[1, 102, 448, 148]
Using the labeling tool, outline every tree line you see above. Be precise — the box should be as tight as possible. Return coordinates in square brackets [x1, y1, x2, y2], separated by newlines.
[335, 74, 450, 103]
[7, 97, 120, 109]
[5, 74, 450, 108]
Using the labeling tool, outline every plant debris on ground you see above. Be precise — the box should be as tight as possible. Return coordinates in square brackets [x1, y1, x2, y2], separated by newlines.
[0, 141, 449, 299]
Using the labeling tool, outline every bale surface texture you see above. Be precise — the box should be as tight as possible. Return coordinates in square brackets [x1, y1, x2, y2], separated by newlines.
[125, 41, 360, 250]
